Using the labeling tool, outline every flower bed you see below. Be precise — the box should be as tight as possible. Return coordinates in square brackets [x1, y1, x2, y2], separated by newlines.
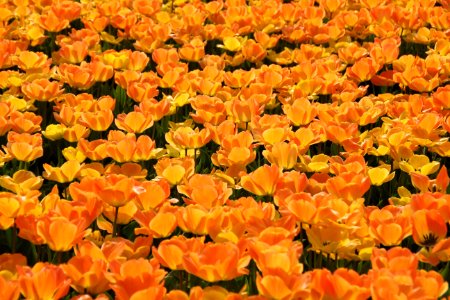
[0, 0, 449, 299]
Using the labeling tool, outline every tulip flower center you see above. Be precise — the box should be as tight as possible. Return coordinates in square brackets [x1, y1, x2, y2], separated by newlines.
[421, 233, 438, 247]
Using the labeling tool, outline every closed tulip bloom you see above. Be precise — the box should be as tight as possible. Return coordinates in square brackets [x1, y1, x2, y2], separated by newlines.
[61, 256, 109, 295]
[21, 78, 64, 102]
[177, 174, 232, 208]
[182, 242, 250, 282]
[5, 132, 43, 162]
[134, 207, 178, 238]
[240, 164, 281, 196]
[133, 179, 171, 211]
[95, 174, 138, 208]
[263, 142, 299, 170]
[37, 215, 87, 252]
[167, 126, 212, 150]
[43, 160, 83, 183]
[153, 236, 205, 271]
[107, 258, 166, 300]
[17, 263, 71, 300]
[0, 276, 20, 300]
[115, 111, 154, 134]
[0, 170, 43, 194]
[154, 157, 195, 186]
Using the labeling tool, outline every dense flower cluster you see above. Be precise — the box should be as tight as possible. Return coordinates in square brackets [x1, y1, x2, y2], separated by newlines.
[0, 0, 449, 299]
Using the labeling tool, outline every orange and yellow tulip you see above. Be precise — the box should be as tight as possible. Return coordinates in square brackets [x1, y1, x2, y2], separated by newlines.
[5, 132, 43, 162]
[412, 209, 447, 247]
[37, 214, 87, 252]
[17, 263, 71, 300]
[152, 236, 205, 271]
[178, 174, 232, 209]
[107, 258, 166, 300]
[61, 256, 109, 295]
[115, 111, 154, 134]
[133, 179, 171, 211]
[183, 241, 250, 282]
[240, 164, 281, 196]
[154, 157, 195, 186]
[0, 170, 43, 195]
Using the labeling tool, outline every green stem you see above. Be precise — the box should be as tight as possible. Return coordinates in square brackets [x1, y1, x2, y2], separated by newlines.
[11, 222, 17, 253]
[31, 244, 39, 263]
[112, 206, 119, 238]
[247, 260, 258, 295]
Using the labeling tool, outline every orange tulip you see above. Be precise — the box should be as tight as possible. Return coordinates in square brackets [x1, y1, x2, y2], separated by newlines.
[166, 126, 212, 152]
[100, 201, 138, 230]
[127, 80, 160, 103]
[183, 241, 250, 282]
[136, 98, 171, 122]
[412, 209, 447, 247]
[21, 78, 64, 102]
[0, 170, 43, 195]
[240, 164, 281, 196]
[432, 85, 450, 109]
[367, 205, 412, 246]
[283, 98, 318, 126]
[242, 39, 267, 63]
[5, 132, 43, 162]
[274, 171, 309, 205]
[152, 48, 179, 65]
[61, 256, 109, 295]
[0, 276, 20, 300]
[205, 206, 247, 243]
[211, 130, 256, 177]
[369, 247, 448, 299]
[95, 174, 138, 208]
[57, 124, 86, 142]
[15, 215, 44, 245]
[57, 41, 89, 64]
[114, 111, 154, 134]
[106, 132, 161, 163]
[154, 157, 195, 186]
[337, 42, 368, 65]
[346, 57, 381, 82]
[177, 205, 209, 235]
[325, 172, 371, 202]
[248, 228, 303, 275]
[370, 37, 401, 65]
[178, 174, 232, 209]
[79, 109, 114, 132]
[133, 179, 171, 211]
[14, 51, 50, 73]
[225, 97, 265, 127]
[43, 160, 83, 183]
[310, 268, 370, 300]
[223, 69, 256, 88]
[278, 192, 320, 225]
[256, 270, 311, 300]
[178, 38, 205, 62]
[134, 206, 178, 238]
[190, 95, 226, 125]
[152, 236, 205, 271]
[263, 142, 299, 170]
[57, 63, 96, 90]
[17, 263, 71, 300]
[77, 138, 108, 161]
[9, 111, 41, 134]
[37, 215, 87, 252]
[251, 114, 291, 145]
[115, 70, 140, 90]
[107, 258, 166, 300]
